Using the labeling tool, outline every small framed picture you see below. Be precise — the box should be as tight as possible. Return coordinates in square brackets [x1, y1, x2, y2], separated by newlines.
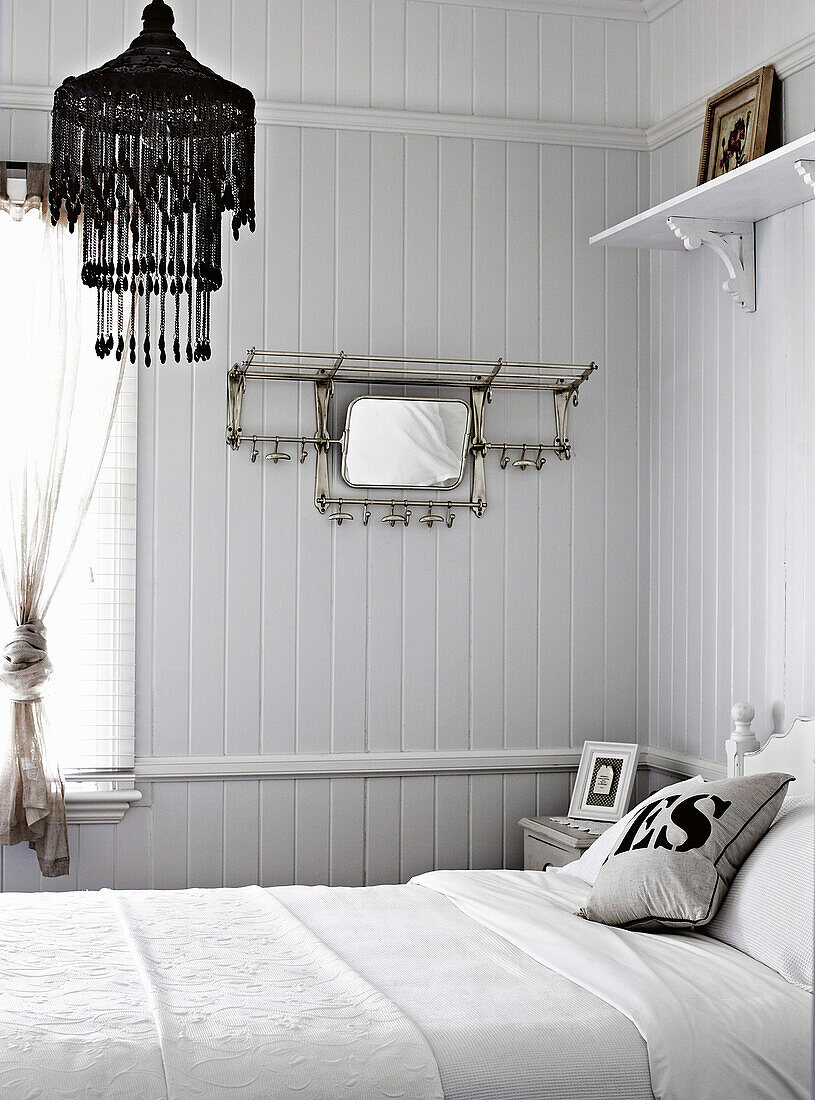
[569, 741, 639, 823]
[697, 66, 777, 185]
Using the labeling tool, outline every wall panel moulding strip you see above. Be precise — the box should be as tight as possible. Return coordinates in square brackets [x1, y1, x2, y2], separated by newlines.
[133, 747, 722, 783]
[0, 84, 648, 151]
[641, 747, 726, 781]
[647, 31, 815, 150]
[136, 749, 584, 781]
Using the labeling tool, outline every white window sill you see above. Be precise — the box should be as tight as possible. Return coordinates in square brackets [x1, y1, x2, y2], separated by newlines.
[64, 785, 143, 824]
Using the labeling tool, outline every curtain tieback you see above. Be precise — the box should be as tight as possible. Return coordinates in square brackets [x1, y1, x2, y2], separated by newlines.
[0, 620, 53, 702]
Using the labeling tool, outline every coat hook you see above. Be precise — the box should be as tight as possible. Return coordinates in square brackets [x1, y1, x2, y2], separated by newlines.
[250, 436, 258, 463]
[362, 504, 371, 526]
[265, 437, 291, 464]
[382, 501, 409, 527]
[513, 445, 536, 470]
[300, 440, 308, 464]
[535, 446, 546, 470]
[500, 445, 509, 469]
[404, 504, 412, 527]
[329, 500, 354, 525]
[446, 503, 455, 528]
[420, 503, 444, 528]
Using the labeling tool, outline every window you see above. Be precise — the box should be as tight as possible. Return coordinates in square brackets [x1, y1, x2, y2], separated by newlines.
[0, 198, 138, 819]
[46, 362, 137, 780]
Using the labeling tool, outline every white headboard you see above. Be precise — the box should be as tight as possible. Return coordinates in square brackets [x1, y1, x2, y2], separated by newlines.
[726, 702, 815, 795]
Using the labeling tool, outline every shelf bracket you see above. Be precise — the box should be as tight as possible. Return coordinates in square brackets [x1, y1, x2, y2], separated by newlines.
[666, 216, 755, 313]
[794, 159, 815, 198]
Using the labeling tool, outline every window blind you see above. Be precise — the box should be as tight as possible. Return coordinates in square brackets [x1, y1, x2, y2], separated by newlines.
[47, 358, 138, 779]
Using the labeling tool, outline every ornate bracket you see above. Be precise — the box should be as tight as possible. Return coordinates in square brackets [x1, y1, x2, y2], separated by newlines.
[666, 216, 755, 313]
[226, 363, 246, 450]
[794, 159, 815, 198]
[553, 389, 572, 460]
[470, 386, 488, 517]
[314, 378, 333, 512]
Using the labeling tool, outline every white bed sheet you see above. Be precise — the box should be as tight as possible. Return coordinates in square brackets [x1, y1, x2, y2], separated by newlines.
[415, 868, 813, 1100]
[276, 881, 653, 1100]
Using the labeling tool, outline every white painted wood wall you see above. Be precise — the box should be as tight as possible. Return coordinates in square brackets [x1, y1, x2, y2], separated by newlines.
[645, 0, 815, 763]
[0, 0, 646, 890]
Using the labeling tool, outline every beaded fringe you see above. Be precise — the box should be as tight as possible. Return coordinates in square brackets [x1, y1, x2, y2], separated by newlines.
[50, 90, 255, 365]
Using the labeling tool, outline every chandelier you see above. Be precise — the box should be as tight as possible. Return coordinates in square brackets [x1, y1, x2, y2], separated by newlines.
[49, 0, 256, 365]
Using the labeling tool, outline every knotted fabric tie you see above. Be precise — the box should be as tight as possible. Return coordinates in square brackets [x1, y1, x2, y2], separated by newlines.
[0, 620, 53, 702]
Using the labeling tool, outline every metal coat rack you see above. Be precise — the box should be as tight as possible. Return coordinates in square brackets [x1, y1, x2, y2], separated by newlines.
[226, 349, 598, 528]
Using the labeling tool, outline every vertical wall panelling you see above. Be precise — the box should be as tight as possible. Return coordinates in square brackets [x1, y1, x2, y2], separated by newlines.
[436, 137, 471, 753]
[0, 0, 649, 890]
[604, 149, 638, 740]
[646, 2, 815, 760]
[537, 145, 573, 748]
[400, 133, 438, 754]
[469, 139, 507, 751]
[261, 126, 301, 754]
[371, 0, 406, 109]
[405, 1, 439, 113]
[504, 141, 540, 750]
[571, 147, 607, 744]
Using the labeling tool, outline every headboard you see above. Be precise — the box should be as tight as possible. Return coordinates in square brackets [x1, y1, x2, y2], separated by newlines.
[726, 702, 815, 795]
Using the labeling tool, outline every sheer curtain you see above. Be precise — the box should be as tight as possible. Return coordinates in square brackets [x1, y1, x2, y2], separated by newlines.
[0, 165, 125, 876]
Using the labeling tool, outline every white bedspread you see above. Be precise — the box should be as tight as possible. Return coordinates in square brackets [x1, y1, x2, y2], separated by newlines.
[0, 886, 444, 1100]
[415, 869, 812, 1100]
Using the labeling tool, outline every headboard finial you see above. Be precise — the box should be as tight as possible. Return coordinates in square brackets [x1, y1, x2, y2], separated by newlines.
[731, 701, 756, 738]
[726, 701, 760, 778]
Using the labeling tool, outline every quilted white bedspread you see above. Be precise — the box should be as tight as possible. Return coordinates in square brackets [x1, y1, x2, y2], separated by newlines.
[0, 886, 444, 1100]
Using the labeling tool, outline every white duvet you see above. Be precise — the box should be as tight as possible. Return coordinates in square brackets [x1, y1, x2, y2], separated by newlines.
[415, 868, 812, 1100]
[0, 871, 809, 1100]
[0, 886, 444, 1100]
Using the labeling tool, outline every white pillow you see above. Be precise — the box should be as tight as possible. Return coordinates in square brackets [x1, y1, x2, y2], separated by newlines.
[705, 794, 814, 992]
[558, 775, 707, 887]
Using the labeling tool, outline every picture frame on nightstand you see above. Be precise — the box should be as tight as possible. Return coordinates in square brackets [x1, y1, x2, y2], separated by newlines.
[568, 741, 639, 823]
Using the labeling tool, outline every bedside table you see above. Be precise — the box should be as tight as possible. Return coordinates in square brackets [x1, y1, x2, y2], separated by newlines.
[519, 816, 604, 870]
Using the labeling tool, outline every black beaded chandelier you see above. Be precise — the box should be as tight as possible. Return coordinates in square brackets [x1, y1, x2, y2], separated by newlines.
[49, 0, 255, 365]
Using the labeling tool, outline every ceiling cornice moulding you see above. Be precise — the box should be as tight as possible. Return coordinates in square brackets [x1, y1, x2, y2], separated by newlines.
[640, 0, 682, 20]
[433, 0, 647, 20]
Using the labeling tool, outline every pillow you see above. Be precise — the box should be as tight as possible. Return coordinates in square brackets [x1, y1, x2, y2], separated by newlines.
[578, 772, 793, 931]
[705, 794, 813, 991]
[558, 775, 707, 887]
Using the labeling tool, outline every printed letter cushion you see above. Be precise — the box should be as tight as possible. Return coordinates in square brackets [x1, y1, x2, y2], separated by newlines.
[578, 772, 792, 931]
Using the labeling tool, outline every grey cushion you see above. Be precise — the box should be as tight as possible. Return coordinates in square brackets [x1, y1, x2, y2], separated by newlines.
[578, 772, 793, 931]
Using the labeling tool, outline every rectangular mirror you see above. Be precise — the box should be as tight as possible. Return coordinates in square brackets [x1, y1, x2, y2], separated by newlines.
[342, 396, 471, 490]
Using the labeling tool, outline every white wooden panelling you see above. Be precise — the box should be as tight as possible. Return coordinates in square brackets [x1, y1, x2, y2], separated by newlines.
[1, 0, 645, 129]
[645, 198, 815, 763]
[0, 122, 642, 886]
[1, 768, 687, 890]
[647, 1, 815, 142]
[0, 0, 647, 892]
[643, 25, 815, 764]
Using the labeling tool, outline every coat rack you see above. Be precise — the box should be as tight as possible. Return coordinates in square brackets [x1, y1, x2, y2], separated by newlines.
[226, 350, 598, 528]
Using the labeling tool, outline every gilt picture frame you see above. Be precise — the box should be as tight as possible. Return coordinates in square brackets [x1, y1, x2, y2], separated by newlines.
[568, 741, 639, 823]
[697, 66, 777, 185]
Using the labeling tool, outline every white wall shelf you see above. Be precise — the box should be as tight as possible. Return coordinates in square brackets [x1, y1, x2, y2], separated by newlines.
[590, 131, 815, 312]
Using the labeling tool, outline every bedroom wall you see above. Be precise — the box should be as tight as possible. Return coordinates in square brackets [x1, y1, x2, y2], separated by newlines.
[0, 0, 649, 889]
[643, 0, 815, 764]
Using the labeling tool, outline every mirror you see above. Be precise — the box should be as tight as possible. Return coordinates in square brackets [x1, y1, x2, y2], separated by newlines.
[342, 396, 471, 490]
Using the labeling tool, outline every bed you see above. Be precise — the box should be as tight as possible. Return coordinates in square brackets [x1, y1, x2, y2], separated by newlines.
[1, 705, 811, 1100]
